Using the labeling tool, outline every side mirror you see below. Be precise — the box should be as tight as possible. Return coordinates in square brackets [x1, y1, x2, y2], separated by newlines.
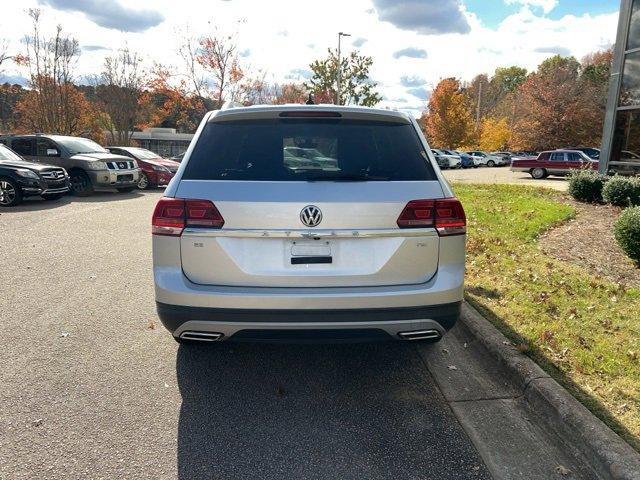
[47, 148, 59, 157]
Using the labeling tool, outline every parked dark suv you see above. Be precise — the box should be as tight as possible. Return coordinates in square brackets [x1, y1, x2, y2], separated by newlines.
[0, 143, 69, 207]
[0, 134, 139, 196]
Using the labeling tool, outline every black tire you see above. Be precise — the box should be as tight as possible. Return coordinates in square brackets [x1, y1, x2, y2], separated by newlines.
[531, 167, 548, 179]
[487, 160, 495, 167]
[41, 193, 64, 201]
[137, 172, 150, 190]
[0, 178, 22, 207]
[69, 170, 94, 196]
[117, 186, 137, 193]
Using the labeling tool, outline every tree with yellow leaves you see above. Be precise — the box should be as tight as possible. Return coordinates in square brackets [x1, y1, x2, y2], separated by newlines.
[479, 117, 512, 151]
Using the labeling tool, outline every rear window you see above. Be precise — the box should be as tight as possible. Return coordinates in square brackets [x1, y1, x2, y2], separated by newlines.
[183, 119, 436, 181]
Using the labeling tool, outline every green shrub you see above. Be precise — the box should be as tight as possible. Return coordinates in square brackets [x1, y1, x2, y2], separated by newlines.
[614, 206, 640, 265]
[602, 176, 640, 207]
[567, 170, 608, 203]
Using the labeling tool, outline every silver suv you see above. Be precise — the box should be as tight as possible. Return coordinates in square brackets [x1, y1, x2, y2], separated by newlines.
[152, 105, 466, 343]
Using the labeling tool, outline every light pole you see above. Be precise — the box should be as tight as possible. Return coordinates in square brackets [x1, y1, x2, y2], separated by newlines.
[336, 32, 351, 105]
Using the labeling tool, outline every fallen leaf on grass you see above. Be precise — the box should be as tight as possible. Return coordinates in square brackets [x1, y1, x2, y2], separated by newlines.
[447, 365, 458, 371]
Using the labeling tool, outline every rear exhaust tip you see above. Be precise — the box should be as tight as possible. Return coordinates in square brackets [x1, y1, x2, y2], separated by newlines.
[179, 331, 224, 342]
[398, 329, 442, 341]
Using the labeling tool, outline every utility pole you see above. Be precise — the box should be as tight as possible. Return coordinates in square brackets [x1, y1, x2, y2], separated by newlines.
[336, 32, 351, 105]
[475, 80, 483, 130]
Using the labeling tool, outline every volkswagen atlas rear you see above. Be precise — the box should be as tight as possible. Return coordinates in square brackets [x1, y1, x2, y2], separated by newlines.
[152, 105, 466, 344]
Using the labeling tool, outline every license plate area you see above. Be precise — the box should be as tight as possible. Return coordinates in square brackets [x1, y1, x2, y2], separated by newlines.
[290, 241, 332, 265]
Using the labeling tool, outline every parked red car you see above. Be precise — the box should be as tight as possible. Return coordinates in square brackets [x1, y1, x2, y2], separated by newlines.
[511, 150, 598, 179]
[107, 147, 180, 189]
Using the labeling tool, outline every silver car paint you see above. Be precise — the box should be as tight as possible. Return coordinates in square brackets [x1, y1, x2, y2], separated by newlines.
[154, 105, 465, 339]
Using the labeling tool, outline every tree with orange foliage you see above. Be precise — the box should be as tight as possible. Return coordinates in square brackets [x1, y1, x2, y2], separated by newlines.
[14, 9, 98, 137]
[273, 83, 307, 104]
[422, 78, 474, 148]
[140, 64, 207, 133]
[196, 31, 244, 106]
[512, 55, 609, 150]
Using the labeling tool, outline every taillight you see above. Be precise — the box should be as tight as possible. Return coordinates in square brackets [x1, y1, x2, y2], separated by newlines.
[185, 200, 224, 228]
[434, 198, 466, 236]
[397, 200, 435, 228]
[152, 198, 224, 236]
[397, 198, 466, 236]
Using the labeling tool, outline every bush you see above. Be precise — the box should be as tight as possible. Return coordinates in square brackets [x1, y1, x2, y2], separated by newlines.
[602, 176, 640, 207]
[567, 170, 608, 203]
[614, 206, 640, 265]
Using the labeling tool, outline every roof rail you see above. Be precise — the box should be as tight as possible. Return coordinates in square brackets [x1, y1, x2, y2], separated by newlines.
[221, 101, 245, 110]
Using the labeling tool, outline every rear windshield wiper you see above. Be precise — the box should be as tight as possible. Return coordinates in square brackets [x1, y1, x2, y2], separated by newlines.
[303, 172, 390, 182]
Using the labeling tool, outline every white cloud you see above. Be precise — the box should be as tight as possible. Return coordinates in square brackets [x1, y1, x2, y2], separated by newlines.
[0, 0, 618, 118]
[504, 0, 558, 14]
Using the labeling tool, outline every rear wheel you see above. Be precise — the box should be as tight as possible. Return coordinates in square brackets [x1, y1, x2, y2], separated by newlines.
[487, 160, 495, 167]
[41, 193, 64, 201]
[531, 167, 548, 179]
[0, 178, 22, 207]
[69, 170, 94, 196]
[137, 172, 149, 190]
[117, 186, 136, 193]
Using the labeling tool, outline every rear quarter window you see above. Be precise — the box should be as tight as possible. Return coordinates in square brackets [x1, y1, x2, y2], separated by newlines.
[182, 118, 436, 181]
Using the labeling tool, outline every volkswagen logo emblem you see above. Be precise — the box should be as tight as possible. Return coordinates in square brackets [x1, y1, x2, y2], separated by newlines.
[300, 205, 322, 227]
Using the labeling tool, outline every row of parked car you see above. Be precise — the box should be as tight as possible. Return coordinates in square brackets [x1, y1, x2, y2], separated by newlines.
[0, 134, 181, 207]
[430, 149, 534, 169]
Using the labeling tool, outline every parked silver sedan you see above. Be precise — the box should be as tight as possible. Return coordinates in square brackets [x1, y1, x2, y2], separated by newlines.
[152, 105, 466, 344]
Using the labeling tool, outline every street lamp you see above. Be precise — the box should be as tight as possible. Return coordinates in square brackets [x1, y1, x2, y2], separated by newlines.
[337, 32, 351, 105]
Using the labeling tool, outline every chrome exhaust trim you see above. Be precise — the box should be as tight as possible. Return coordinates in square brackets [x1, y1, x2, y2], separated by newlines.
[398, 329, 442, 341]
[179, 331, 224, 342]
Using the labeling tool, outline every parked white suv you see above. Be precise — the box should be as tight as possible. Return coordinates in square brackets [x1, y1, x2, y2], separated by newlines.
[152, 105, 466, 344]
[467, 151, 507, 167]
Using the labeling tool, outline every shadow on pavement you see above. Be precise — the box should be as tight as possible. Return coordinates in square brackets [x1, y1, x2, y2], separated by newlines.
[2, 189, 153, 213]
[176, 342, 490, 480]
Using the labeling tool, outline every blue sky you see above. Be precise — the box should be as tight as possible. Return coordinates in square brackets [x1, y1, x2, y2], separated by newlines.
[465, 0, 619, 28]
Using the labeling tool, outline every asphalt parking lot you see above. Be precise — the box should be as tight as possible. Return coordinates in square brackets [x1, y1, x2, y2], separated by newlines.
[442, 166, 568, 191]
[0, 190, 493, 479]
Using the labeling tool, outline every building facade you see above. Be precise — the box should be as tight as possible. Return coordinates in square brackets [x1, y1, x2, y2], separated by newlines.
[601, 0, 640, 171]
[105, 127, 193, 158]
[128, 128, 193, 158]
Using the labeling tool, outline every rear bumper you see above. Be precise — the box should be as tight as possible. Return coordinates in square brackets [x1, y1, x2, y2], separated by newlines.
[157, 301, 461, 341]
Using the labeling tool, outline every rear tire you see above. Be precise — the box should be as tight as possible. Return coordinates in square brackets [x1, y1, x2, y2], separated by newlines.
[69, 170, 94, 196]
[531, 167, 548, 179]
[117, 186, 136, 193]
[41, 193, 64, 201]
[487, 160, 495, 167]
[0, 178, 22, 207]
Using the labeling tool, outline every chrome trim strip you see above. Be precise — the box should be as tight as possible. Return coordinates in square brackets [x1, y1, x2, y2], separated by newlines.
[181, 227, 438, 239]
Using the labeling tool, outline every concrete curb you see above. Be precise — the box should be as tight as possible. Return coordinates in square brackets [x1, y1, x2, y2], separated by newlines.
[460, 302, 640, 480]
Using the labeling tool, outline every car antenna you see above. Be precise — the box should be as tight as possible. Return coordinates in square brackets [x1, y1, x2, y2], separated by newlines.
[305, 94, 315, 105]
